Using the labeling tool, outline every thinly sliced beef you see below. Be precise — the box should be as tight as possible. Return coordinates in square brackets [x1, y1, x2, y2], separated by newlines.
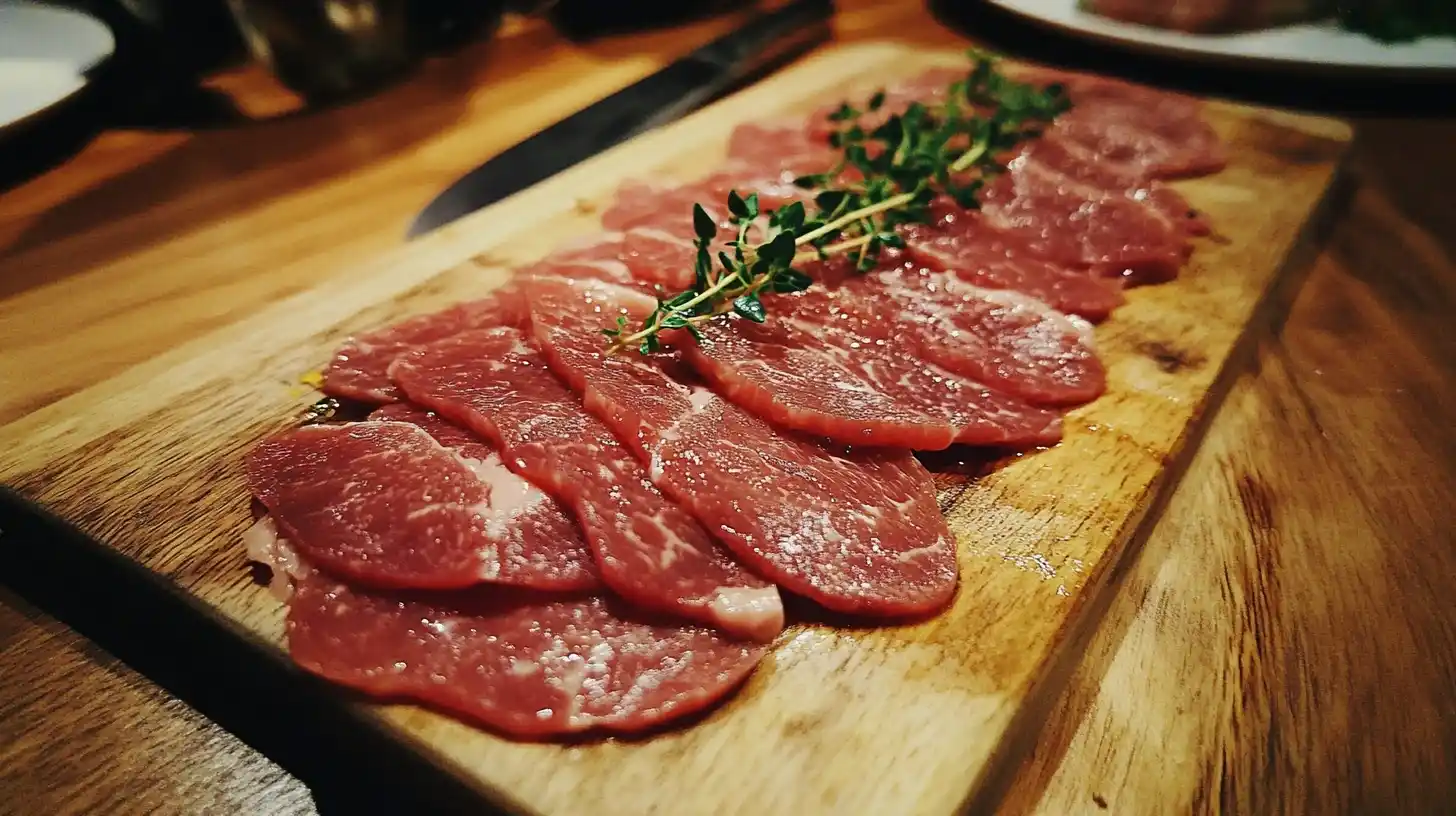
[812, 261, 1107, 406]
[683, 303, 1064, 450]
[389, 327, 784, 642]
[531, 237, 641, 284]
[289, 574, 765, 737]
[903, 73, 1216, 284]
[1015, 66, 1227, 179]
[900, 212, 1126, 321]
[245, 526, 764, 738]
[617, 229, 697, 289]
[550, 229, 699, 291]
[321, 255, 641, 405]
[1013, 138, 1210, 238]
[727, 121, 839, 175]
[323, 292, 526, 404]
[601, 180, 706, 237]
[246, 421, 598, 591]
[602, 163, 813, 238]
[674, 259, 1092, 449]
[977, 160, 1195, 284]
[524, 276, 959, 617]
[528, 232, 706, 293]
[804, 66, 964, 142]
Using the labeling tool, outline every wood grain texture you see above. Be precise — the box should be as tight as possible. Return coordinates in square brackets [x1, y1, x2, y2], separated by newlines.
[0, 38, 1350, 816]
[0, 12, 744, 426]
[995, 132, 1456, 816]
[0, 588, 314, 816]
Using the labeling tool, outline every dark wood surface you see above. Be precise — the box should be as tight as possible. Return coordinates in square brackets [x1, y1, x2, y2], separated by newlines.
[1, 3, 1452, 814]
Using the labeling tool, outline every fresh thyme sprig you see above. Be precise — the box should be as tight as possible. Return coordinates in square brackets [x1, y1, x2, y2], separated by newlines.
[603, 49, 1070, 356]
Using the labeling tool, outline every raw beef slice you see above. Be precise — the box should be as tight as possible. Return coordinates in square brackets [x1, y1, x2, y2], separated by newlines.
[389, 326, 785, 642]
[684, 305, 1066, 451]
[1013, 65, 1228, 179]
[801, 257, 1107, 406]
[524, 276, 959, 617]
[976, 153, 1197, 283]
[323, 292, 527, 404]
[900, 212, 1126, 321]
[247, 528, 766, 738]
[321, 247, 649, 405]
[246, 420, 598, 591]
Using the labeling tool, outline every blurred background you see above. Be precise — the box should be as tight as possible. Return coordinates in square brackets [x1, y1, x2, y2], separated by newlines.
[4, 0, 1452, 230]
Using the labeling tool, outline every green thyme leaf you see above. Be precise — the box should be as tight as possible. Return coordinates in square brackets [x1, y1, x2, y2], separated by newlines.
[726, 190, 749, 219]
[732, 294, 766, 323]
[692, 203, 717, 240]
[771, 267, 813, 293]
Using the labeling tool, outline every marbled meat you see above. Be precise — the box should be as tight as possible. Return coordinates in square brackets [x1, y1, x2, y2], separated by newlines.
[524, 275, 959, 617]
[899, 211, 1126, 321]
[244, 58, 1233, 741]
[678, 261, 1087, 449]
[246, 420, 598, 591]
[389, 326, 785, 642]
[322, 292, 526, 404]
[248, 529, 765, 737]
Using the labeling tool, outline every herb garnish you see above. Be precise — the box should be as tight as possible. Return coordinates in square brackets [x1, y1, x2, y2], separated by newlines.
[603, 49, 1070, 355]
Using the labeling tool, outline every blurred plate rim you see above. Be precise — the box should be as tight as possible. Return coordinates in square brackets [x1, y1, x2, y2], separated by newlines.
[984, 0, 1456, 76]
[0, 0, 117, 135]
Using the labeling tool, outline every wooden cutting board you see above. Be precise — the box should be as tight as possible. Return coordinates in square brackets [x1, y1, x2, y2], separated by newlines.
[0, 43, 1351, 816]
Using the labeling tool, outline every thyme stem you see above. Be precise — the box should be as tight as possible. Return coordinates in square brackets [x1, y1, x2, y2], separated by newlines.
[602, 49, 1071, 356]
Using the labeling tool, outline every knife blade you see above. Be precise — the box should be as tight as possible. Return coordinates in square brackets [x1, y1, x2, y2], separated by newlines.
[406, 0, 834, 239]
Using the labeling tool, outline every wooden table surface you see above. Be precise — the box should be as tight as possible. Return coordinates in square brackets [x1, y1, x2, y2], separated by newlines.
[1, 2, 1452, 814]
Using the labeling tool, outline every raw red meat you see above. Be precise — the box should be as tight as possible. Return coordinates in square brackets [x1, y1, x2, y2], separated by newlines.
[389, 327, 785, 642]
[617, 229, 697, 289]
[243, 53, 1239, 745]
[602, 164, 812, 239]
[670, 250, 1095, 449]
[245, 529, 765, 738]
[321, 251, 645, 405]
[805, 66, 964, 142]
[898, 210, 1125, 321]
[322, 292, 526, 404]
[683, 301, 1065, 450]
[1013, 138, 1210, 238]
[601, 180, 707, 237]
[899, 72, 1218, 285]
[976, 158, 1196, 284]
[727, 121, 839, 175]
[816, 262, 1107, 406]
[550, 228, 700, 291]
[289, 574, 765, 737]
[530, 236, 640, 284]
[1014, 66, 1227, 179]
[523, 276, 959, 617]
[1081, 0, 1316, 35]
[246, 421, 598, 591]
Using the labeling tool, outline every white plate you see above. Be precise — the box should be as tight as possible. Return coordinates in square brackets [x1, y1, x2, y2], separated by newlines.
[0, 1, 116, 132]
[986, 0, 1456, 74]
